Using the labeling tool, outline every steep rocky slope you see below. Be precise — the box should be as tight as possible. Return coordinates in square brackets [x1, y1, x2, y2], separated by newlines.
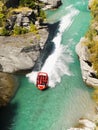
[0, 0, 62, 107]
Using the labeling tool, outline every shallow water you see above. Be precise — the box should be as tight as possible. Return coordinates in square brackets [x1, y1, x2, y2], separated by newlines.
[0, 0, 96, 130]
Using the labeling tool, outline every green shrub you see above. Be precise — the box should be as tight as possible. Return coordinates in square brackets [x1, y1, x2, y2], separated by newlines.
[90, 0, 98, 18]
[0, 13, 4, 19]
[39, 9, 46, 20]
[0, 13, 4, 26]
[19, 0, 36, 9]
[92, 89, 98, 103]
[86, 28, 98, 41]
[90, 0, 98, 12]
[0, 27, 10, 36]
[0, 0, 46, 36]
[21, 27, 29, 34]
[13, 25, 28, 35]
[30, 23, 38, 34]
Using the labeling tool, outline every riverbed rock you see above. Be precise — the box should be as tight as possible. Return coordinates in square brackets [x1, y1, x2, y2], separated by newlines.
[76, 37, 98, 88]
[0, 72, 18, 107]
[67, 118, 96, 130]
[0, 28, 48, 73]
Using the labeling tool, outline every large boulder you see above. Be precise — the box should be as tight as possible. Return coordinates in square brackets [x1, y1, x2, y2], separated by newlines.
[0, 72, 18, 107]
[39, 0, 62, 9]
[76, 37, 98, 88]
[0, 28, 48, 73]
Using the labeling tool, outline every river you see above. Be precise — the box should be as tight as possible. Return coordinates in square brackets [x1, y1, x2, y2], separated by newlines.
[0, 0, 96, 130]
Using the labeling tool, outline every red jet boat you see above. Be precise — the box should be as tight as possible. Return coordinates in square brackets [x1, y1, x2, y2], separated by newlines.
[36, 72, 48, 90]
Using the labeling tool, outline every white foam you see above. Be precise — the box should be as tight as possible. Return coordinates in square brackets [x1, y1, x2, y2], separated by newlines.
[26, 7, 79, 87]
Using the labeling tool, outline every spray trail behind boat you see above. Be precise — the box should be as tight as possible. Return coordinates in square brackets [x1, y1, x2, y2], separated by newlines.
[26, 7, 79, 88]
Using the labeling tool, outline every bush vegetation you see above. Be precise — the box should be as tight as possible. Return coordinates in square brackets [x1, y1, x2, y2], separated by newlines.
[90, 0, 98, 18]
[92, 89, 98, 103]
[13, 25, 29, 35]
[19, 0, 46, 20]
[84, 0, 98, 75]
[29, 23, 38, 34]
[0, 27, 10, 36]
[0, 0, 46, 36]
[0, 1, 6, 27]
[19, 0, 37, 9]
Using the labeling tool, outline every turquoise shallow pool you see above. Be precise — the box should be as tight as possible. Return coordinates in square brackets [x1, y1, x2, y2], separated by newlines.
[0, 0, 96, 130]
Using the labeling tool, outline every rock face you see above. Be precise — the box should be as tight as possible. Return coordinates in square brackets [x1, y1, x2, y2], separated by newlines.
[0, 0, 62, 107]
[0, 28, 48, 73]
[0, 72, 18, 107]
[5, 7, 37, 30]
[76, 37, 98, 88]
[0, 28, 48, 107]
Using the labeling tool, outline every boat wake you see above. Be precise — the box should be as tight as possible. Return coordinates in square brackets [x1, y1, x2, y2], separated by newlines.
[26, 7, 79, 88]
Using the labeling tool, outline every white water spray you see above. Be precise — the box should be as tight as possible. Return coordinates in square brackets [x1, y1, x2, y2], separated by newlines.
[26, 7, 79, 87]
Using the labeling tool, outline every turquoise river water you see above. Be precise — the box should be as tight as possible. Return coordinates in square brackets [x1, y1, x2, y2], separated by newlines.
[0, 0, 96, 130]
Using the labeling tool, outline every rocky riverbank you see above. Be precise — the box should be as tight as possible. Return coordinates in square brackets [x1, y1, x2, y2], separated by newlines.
[76, 37, 98, 88]
[0, 23, 49, 107]
[74, 0, 98, 129]
[76, 0, 98, 88]
[0, 17, 49, 107]
[0, 0, 62, 107]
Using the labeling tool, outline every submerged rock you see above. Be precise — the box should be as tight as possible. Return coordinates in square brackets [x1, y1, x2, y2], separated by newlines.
[0, 72, 18, 107]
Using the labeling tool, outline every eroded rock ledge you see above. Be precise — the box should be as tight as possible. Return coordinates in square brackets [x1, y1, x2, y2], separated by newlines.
[0, 28, 48, 73]
[0, 28, 49, 107]
[76, 37, 98, 88]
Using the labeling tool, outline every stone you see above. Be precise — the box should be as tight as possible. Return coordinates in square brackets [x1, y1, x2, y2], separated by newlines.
[39, 0, 62, 9]
[76, 37, 98, 88]
[79, 119, 96, 129]
[67, 118, 96, 130]
[0, 72, 18, 107]
[22, 17, 30, 27]
[0, 28, 48, 73]
[0, 45, 40, 73]
[16, 13, 23, 26]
